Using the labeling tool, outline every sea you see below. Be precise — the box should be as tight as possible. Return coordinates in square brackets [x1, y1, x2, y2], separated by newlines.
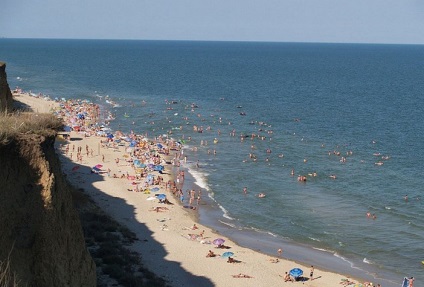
[1, 39, 423, 286]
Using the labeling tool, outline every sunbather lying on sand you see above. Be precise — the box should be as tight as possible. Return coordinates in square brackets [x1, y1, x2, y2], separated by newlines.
[149, 206, 169, 212]
[216, 244, 231, 249]
[232, 273, 253, 278]
[206, 250, 218, 257]
[227, 257, 241, 263]
[339, 278, 355, 285]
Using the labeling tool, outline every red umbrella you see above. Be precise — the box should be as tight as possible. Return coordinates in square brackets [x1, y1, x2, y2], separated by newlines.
[95, 164, 103, 169]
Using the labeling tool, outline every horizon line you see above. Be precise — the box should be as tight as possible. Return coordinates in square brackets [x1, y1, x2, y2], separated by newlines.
[1, 36, 423, 46]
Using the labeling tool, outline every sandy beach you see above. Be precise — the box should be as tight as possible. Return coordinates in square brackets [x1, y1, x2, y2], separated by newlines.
[15, 92, 375, 287]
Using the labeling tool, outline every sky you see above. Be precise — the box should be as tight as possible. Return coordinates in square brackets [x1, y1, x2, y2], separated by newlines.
[2, 0, 424, 44]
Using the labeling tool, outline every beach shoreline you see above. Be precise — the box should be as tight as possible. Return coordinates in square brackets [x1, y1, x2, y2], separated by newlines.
[14, 91, 396, 287]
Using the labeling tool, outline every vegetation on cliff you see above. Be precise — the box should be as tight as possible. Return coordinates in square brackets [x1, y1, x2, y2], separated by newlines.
[0, 112, 63, 144]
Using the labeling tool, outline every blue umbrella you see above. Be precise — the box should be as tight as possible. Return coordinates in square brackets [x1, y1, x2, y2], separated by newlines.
[106, 133, 114, 139]
[63, 125, 72, 132]
[157, 143, 163, 149]
[154, 165, 164, 171]
[150, 187, 160, 192]
[221, 252, 234, 258]
[156, 194, 166, 200]
[289, 268, 303, 278]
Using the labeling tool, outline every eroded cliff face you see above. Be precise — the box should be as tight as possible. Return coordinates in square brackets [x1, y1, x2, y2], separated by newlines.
[0, 62, 13, 112]
[0, 134, 96, 286]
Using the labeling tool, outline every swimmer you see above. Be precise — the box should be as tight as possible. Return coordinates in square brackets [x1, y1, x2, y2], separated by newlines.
[257, 193, 266, 198]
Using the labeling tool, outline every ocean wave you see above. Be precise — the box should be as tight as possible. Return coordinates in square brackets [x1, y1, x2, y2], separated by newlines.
[309, 237, 321, 242]
[218, 220, 239, 229]
[312, 247, 331, 252]
[217, 203, 234, 220]
[333, 253, 355, 268]
[363, 257, 373, 264]
[187, 165, 211, 191]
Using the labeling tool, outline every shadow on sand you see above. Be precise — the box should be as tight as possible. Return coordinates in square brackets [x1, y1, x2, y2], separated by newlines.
[58, 138, 214, 287]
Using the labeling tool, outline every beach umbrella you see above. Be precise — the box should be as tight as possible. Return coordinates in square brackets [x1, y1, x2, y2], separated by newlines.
[213, 238, 225, 246]
[157, 143, 163, 149]
[156, 194, 166, 200]
[106, 133, 114, 139]
[95, 164, 103, 169]
[91, 166, 101, 173]
[150, 187, 160, 192]
[63, 125, 72, 132]
[154, 165, 164, 171]
[221, 252, 234, 258]
[289, 268, 303, 278]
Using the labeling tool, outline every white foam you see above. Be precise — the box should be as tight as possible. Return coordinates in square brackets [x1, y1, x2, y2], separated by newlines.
[312, 247, 330, 252]
[217, 203, 234, 220]
[363, 257, 372, 264]
[187, 167, 210, 191]
[309, 237, 321, 242]
[218, 220, 238, 229]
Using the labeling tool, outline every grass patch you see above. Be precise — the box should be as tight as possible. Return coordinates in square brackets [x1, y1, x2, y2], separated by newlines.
[0, 111, 63, 144]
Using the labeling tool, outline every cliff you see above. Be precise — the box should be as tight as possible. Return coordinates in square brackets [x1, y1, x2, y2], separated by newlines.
[0, 62, 13, 112]
[0, 133, 96, 286]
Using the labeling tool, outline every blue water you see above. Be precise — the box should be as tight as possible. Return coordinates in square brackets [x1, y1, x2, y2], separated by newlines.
[1, 39, 423, 286]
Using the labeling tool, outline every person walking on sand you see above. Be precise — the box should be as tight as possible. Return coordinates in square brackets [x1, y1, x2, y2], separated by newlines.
[310, 265, 314, 281]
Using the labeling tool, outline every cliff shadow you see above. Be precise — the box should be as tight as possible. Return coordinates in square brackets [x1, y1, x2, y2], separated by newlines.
[57, 137, 214, 287]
